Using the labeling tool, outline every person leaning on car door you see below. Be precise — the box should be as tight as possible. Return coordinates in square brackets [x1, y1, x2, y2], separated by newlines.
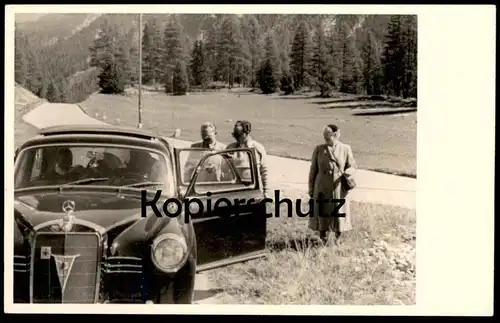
[226, 120, 270, 198]
[184, 122, 227, 182]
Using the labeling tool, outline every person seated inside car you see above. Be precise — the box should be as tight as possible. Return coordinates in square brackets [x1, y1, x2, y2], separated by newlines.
[123, 150, 164, 183]
[42, 148, 75, 182]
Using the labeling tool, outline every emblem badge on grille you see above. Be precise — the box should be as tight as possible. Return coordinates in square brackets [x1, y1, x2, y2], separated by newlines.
[52, 254, 80, 294]
[60, 200, 76, 232]
[40, 246, 52, 259]
[62, 200, 76, 213]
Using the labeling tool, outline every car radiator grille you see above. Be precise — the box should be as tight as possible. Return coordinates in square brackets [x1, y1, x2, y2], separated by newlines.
[31, 232, 101, 303]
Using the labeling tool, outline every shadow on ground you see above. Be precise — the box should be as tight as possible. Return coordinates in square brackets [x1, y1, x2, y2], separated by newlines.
[310, 98, 363, 105]
[267, 236, 324, 252]
[194, 288, 225, 302]
[271, 95, 324, 100]
[351, 109, 417, 116]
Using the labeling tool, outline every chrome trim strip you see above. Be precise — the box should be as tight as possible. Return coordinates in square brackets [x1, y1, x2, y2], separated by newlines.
[29, 231, 102, 303]
[191, 211, 253, 224]
[103, 256, 142, 273]
[104, 264, 142, 269]
[196, 250, 267, 273]
[14, 269, 30, 273]
[14, 199, 36, 211]
[103, 270, 142, 274]
[106, 256, 141, 261]
[33, 218, 107, 236]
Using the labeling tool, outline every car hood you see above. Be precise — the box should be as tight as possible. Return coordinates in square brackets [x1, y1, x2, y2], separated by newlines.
[14, 190, 157, 231]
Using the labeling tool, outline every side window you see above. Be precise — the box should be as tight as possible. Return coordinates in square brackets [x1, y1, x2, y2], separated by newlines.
[192, 151, 256, 195]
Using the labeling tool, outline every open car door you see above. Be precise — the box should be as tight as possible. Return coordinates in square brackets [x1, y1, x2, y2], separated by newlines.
[174, 147, 267, 273]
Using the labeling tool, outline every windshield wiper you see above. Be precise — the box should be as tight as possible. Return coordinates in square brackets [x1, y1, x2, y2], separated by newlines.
[61, 178, 110, 186]
[123, 181, 164, 188]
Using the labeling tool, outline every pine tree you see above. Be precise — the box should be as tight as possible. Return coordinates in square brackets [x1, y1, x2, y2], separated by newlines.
[279, 21, 294, 94]
[190, 39, 209, 89]
[333, 21, 362, 94]
[98, 62, 124, 94]
[141, 22, 154, 84]
[237, 19, 252, 87]
[362, 30, 383, 95]
[89, 19, 116, 70]
[312, 17, 334, 97]
[115, 31, 133, 86]
[200, 15, 220, 83]
[218, 15, 245, 88]
[246, 16, 263, 88]
[290, 20, 312, 90]
[58, 78, 69, 102]
[126, 26, 139, 84]
[46, 80, 61, 103]
[90, 20, 126, 94]
[18, 30, 44, 97]
[382, 15, 405, 97]
[401, 15, 417, 98]
[173, 60, 189, 95]
[14, 35, 28, 87]
[26, 57, 44, 98]
[148, 18, 164, 85]
[163, 15, 186, 94]
[258, 33, 280, 94]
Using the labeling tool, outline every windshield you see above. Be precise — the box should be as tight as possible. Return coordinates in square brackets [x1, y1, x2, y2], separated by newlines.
[14, 144, 174, 194]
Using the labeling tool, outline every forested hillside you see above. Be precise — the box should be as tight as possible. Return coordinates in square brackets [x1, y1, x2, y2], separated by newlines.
[14, 13, 417, 103]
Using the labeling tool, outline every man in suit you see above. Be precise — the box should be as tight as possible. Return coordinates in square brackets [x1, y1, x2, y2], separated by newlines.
[226, 120, 270, 198]
[184, 122, 227, 182]
[190, 122, 226, 151]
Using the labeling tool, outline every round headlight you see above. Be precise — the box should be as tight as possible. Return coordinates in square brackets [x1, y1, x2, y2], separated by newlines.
[151, 233, 188, 273]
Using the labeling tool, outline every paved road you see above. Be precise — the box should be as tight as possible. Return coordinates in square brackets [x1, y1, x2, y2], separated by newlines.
[22, 102, 416, 304]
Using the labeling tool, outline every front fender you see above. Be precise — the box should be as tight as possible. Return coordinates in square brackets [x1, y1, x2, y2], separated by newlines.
[110, 215, 170, 257]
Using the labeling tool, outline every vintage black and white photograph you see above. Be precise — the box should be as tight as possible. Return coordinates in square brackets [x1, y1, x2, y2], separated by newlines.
[5, 5, 493, 316]
[10, 9, 418, 306]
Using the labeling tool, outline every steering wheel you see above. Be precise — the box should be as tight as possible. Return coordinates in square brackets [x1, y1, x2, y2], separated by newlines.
[86, 157, 108, 177]
[86, 157, 99, 169]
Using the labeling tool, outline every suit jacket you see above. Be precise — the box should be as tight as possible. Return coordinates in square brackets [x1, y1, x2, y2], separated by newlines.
[185, 140, 227, 182]
[226, 137, 269, 194]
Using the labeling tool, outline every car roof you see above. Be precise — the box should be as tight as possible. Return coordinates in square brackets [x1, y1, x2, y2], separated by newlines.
[17, 125, 173, 153]
[39, 125, 158, 140]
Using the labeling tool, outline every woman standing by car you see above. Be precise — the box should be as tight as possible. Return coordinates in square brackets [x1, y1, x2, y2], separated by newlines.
[308, 124, 357, 245]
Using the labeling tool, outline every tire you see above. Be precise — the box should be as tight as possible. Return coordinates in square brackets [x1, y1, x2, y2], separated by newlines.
[155, 283, 175, 304]
[156, 281, 194, 304]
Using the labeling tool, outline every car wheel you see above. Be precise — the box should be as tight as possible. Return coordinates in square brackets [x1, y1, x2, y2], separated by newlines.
[155, 283, 194, 304]
[155, 284, 175, 304]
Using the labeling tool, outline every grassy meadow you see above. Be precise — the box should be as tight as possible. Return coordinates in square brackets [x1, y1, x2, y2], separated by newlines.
[80, 89, 417, 177]
[208, 184, 416, 305]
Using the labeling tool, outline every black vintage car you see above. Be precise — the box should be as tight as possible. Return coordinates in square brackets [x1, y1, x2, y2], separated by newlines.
[13, 125, 267, 304]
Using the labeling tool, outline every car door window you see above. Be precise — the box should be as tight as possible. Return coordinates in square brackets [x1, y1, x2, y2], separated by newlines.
[178, 149, 256, 196]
